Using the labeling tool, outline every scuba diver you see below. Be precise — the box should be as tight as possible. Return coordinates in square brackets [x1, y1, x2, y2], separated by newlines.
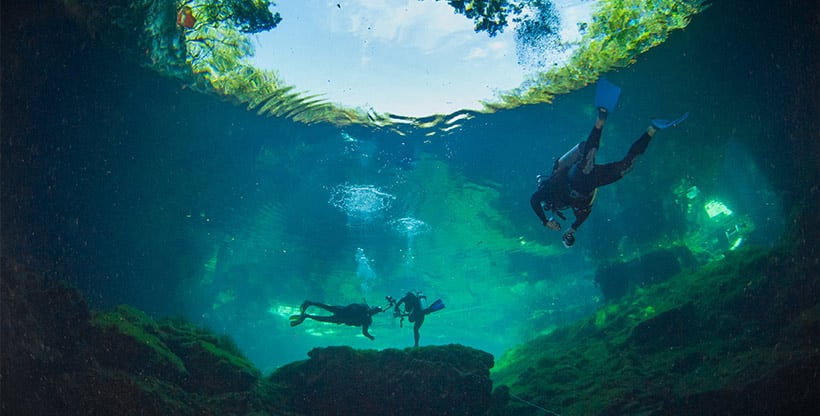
[290, 300, 388, 340]
[393, 291, 445, 347]
[530, 79, 689, 247]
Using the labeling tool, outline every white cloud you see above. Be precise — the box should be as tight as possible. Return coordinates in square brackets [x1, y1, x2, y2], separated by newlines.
[465, 47, 487, 59]
[250, 0, 528, 117]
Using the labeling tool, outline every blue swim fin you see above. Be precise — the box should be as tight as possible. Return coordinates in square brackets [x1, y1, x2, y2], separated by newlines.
[651, 112, 689, 129]
[595, 78, 621, 112]
[425, 299, 445, 314]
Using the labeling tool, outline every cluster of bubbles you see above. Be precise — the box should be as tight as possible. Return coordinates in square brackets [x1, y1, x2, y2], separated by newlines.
[390, 217, 430, 238]
[355, 247, 377, 295]
[328, 184, 395, 225]
[389, 217, 430, 267]
[327, 184, 431, 286]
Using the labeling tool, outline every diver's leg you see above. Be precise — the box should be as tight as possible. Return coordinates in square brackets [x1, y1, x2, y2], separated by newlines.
[579, 113, 607, 174]
[304, 314, 344, 325]
[565, 111, 612, 198]
[592, 128, 656, 187]
[307, 302, 342, 314]
[567, 126, 603, 196]
[553, 119, 604, 174]
[301, 300, 337, 313]
[413, 321, 422, 347]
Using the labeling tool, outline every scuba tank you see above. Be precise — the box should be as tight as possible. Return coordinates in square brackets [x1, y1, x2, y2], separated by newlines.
[416, 291, 427, 310]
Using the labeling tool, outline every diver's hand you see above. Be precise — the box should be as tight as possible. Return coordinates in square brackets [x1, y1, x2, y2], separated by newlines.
[545, 218, 562, 231]
[562, 229, 576, 248]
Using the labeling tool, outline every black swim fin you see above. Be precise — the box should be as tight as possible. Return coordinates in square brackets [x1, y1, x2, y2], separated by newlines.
[289, 314, 306, 327]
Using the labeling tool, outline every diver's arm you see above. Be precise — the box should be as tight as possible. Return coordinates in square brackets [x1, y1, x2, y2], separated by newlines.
[562, 206, 590, 247]
[530, 188, 550, 225]
[571, 205, 591, 230]
[394, 297, 406, 316]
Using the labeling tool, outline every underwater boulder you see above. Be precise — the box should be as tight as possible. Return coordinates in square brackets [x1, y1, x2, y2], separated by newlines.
[94, 307, 261, 395]
[269, 344, 495, 415]
[92, 305, 189, 383]
[1, 260, 95, 414]
[171, 337, 260, 394]
[492, 245, 820, 415]
[1, 258, 503, 415]
[1, 259, 267, 415]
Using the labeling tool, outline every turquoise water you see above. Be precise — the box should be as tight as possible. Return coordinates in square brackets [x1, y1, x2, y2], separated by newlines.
[2, 0, 815, 376]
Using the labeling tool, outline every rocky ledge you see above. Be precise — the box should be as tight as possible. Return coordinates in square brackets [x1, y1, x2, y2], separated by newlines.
[0, 258, 500, 415]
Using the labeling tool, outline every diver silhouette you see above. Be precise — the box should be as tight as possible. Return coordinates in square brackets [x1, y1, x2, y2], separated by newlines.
[290, 300, 385, 340]
[530, 79, 688, 247]
[393, 291, 445, 347]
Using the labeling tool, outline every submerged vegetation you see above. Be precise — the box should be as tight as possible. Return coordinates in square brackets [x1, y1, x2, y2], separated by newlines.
[492, 245, 819, 415]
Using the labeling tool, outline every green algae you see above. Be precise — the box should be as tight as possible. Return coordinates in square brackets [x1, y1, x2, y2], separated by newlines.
[93, 305, 188, 376]
[92, 304, 260, 394]
[492, 245, 819, 415]
[269, 344, 495, 415]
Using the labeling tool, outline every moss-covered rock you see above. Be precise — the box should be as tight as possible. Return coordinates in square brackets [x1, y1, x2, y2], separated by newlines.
[492, 246, 820, 415]
[1, 259, 95, 414]
[175, 338, 260, 394]
[93, 305, 189, 383]
[93, 305, 261, 394]
[1, 257, 270, 415]
[1, 257, 499, 415]
[268, 344, 495, 415]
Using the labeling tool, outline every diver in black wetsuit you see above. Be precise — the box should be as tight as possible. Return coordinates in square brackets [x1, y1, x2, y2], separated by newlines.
[394, 291, 445, 347]
[290, 300, 385, 340]
[530, 107, 660, 247]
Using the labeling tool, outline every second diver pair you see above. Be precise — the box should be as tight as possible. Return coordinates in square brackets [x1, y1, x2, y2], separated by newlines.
[289, 291, 445, 347]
